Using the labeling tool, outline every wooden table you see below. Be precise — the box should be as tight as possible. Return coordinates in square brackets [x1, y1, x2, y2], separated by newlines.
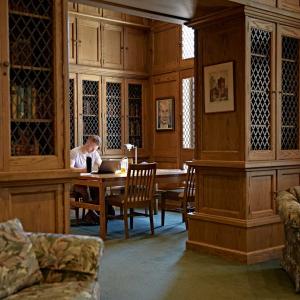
[72, 169, 187, 239]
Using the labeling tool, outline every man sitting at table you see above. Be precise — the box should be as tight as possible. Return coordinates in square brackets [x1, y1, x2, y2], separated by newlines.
[70, 135, 114, 224]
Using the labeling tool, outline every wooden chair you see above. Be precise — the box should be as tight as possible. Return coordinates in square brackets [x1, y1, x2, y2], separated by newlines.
[106, 162, 157, 238]
[161, 163, 196, 229]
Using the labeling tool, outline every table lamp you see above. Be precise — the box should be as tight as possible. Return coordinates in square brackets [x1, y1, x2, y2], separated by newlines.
[124, 143, 137, 164]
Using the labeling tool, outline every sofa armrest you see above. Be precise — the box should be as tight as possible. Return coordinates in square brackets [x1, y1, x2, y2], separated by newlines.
[276, 190, 300, 228]
[27, 232, 103, 276]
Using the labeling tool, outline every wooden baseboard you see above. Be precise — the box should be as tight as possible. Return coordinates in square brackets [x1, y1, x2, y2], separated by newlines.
[186, 240, 283, 264]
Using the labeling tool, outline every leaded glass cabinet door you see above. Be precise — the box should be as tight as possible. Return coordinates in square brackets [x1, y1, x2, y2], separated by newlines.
[102, 77, 124, 155]
[277, 26, 300, 159]
[125, 80, 143, 150]
[247, 19, 276, 160]
[78, 74, 101, 146]
[9, 0, 55, 157]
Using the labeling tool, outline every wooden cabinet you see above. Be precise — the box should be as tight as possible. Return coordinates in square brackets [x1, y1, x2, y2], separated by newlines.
[77, 17, 101, 66]
[69, 75, 147, 157]
[0, 0, 75, 234]
[247, 19, 300, 161]
[102, 23, 124, 69]
[68, 15, 77, 64]
[124, 27, 148, 72]
[68, 1, 77, 12]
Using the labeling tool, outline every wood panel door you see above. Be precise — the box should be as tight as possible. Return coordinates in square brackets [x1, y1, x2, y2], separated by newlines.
[102, 9, 124, 21]
[68, 15, 77, 64]
[278, 0, 300, 12]
[246, 18, 276, 161]
[78, 74, 101, 146]
[77, 17, 101, 67]
[68, 1, 77, 11]
[102, 23, 123, 70]
[78, 4, 101, 16]
[124, 27, 148, 73]
[102, 77, 124, 156]
[277, 25, 300, 160]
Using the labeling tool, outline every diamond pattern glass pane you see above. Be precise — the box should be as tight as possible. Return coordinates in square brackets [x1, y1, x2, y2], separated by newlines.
[250, 28, 271, 151]
[106, 82, 121, 150]
[82, 80, 99, 144]
[9, 0, 54, 156]
[182, 25, 194, 60]
[182, 77, 195, 149]
[69, 79, 75, 149]
[281, 36, 299, 150]
[128, 84, 142, 148]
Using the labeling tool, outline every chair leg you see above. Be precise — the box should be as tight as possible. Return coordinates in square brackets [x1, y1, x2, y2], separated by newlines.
[82, 209, 86, 220]
[130, 208, 134, 229]
[161, 195, 165, 226]
[75, 208, 79, 222]
[149, 203, 154, 235]
[124, 208, 129, 239]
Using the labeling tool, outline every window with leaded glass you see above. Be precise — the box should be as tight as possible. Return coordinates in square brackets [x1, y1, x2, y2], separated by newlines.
[182, 77, 195, 149]
[182, 25, 194, 60]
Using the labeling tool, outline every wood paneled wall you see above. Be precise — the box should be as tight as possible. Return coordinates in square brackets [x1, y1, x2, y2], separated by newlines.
[150, 22, 194, 168]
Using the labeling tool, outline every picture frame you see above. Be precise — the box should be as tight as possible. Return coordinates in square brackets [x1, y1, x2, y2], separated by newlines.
[204, 61, 234, 113]
[156, 97, 175, 131]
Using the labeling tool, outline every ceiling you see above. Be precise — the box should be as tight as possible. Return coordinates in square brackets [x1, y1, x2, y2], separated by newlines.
[80, 0, 242, 23]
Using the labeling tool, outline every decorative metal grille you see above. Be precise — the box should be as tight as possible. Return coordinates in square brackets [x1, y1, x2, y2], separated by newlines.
[82, 80, 99, 144]
[9, 0, 54, 156]
[128, 84, 142, 148]
[182, 77, 195, 149]
[250, 28, 271, 151]
[182, 25, 194, 60]
[106, 82, 122, 150]
[69, 79, 75, 149]
[281, 36, 299, 150]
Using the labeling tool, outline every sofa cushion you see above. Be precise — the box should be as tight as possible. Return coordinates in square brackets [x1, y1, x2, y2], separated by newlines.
[29, 233, 102, 275]
[0, 219, 42, 299]
[4, 281, 97, 300]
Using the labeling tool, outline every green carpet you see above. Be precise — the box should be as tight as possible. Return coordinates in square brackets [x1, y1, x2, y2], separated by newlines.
[71, 211, 298, 300]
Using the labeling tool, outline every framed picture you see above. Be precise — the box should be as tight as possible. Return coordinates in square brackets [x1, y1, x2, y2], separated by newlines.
[204, 61, 234, 113]
[156, 97, 175, 131]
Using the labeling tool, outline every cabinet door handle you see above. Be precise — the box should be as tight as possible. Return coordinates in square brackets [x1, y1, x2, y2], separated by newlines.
[2, 61, 9, 68]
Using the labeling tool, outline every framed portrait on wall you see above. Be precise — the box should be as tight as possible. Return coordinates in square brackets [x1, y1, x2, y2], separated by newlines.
[156, 97, 175, 131]
[204, 61, 234, 113]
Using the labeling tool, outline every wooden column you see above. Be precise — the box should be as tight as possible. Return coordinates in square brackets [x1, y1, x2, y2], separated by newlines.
[187, 7, 300, 264]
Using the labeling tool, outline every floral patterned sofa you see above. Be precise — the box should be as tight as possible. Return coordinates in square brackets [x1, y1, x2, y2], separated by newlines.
[0, 219, 103, 300]
[276, 186, 300, 292]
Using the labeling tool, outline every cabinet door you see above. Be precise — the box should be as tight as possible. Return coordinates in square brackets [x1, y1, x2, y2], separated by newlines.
[277, 26, 300, 159]
[102, 23, 123, 69]
[102, 77, 124, 155]
[246, 19, 276, 161]
[69, 73, 78, 149]
[102, 9, 124, 21]
[77, 17, 101, 67]
[278, 0, 300, 12]
[68, 15, 77, 64]
[7, 0, 65, 171]
[78, 75, 101, 146]
[125, 80, 146, 156]
[78, 4, 101, 16]
[124, 27, 148, 73]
